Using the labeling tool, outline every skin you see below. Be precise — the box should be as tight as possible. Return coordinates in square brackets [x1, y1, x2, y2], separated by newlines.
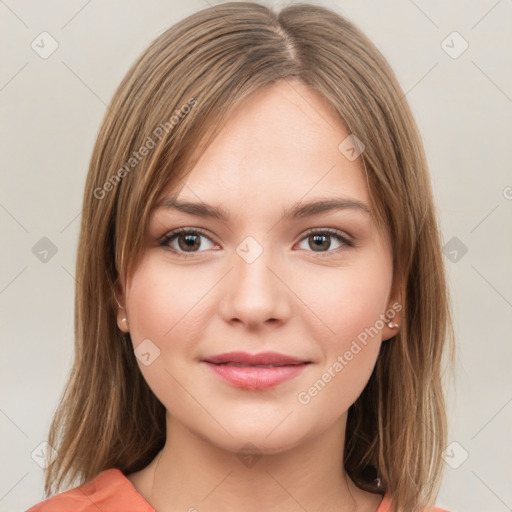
[116, 80, 402, 512]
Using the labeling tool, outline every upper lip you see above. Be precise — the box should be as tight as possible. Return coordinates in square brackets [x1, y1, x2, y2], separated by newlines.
[202, 351, 309, 365]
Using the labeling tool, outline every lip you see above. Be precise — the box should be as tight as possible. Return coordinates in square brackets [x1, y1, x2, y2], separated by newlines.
[202, 351, 311, 390]
[203, 351, 309, 366]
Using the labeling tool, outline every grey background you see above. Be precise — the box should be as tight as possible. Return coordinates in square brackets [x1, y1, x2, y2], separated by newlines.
[1, 1, 511, 511]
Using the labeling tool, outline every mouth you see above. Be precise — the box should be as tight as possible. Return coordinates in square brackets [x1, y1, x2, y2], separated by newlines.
[209, 362, 305, 368]
[201, 351, 311, 390]
[203, 351, 310, 366]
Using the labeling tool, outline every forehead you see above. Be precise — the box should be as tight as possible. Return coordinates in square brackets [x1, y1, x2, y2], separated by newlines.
[159, 81, 370, 216]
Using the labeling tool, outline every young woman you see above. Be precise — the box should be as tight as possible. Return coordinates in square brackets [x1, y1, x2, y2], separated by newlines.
[27, 2, 454, 511]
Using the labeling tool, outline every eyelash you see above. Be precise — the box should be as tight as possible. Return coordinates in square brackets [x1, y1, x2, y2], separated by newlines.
[159, 227, 354, 258]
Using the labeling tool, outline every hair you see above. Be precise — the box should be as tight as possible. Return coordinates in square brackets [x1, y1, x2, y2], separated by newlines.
[44, 2, 454, 511]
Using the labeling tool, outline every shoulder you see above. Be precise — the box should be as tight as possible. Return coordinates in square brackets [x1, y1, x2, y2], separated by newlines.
[378, 493, 451, 512]
[26, 468, 156, 512]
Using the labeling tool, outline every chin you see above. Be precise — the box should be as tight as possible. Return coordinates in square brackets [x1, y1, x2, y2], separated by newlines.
[222, 431, 305, 457]
[191, 412, 317, 457]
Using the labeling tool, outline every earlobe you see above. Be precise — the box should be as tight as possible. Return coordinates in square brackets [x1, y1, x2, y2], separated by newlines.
[116, 304, 130, 333]
[113, 282, 129, 333]
[382, 318, 400, 342]
[117, 314, 130, 333]
[381, 320, 400, 342]
[382, 285, 404, 341]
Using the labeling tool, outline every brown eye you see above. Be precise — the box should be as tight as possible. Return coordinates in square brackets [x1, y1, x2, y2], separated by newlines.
[177, 233, 201, 252]
[160, 229, 217, 255]
[308, 234, 331, 252]
[297, 229, 353, 254]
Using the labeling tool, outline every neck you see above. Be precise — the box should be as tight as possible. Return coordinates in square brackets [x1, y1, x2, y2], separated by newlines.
[138, 413, 381, 512]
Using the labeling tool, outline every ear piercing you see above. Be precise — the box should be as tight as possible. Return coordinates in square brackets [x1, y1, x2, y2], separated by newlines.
[119, 316, 129, 331]
[114, 293, 129, 330]
[387, 321, 399, 329]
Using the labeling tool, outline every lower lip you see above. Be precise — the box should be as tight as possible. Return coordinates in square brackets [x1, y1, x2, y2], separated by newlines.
[204, 362, 309, 390]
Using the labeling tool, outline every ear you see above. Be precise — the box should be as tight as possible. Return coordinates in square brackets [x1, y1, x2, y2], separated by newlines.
[113, 279, 129, 333]
[381, 277, 405, 342]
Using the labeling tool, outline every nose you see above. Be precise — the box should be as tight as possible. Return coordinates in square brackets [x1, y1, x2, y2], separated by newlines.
[218, 243, 292, 330]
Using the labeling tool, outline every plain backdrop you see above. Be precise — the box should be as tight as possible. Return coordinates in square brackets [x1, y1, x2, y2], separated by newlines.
[1, 1, 511, 511]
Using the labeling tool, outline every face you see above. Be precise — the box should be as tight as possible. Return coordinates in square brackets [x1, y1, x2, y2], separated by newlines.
[117, 80, 401, 455]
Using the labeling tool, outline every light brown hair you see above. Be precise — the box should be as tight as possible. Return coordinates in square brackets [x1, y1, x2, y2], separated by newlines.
[44, 3, 454, 511]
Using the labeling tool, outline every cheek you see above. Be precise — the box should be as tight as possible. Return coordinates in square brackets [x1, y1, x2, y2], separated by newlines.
[126, 256, 211, 344]
[293, 253, 392, 413]
[124, 257, 206, 413]
[298, 255, 392, 349]
[125, 256, 223, 406]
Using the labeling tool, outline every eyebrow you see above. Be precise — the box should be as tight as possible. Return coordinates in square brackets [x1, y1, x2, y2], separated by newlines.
[156, 195, 371, 222]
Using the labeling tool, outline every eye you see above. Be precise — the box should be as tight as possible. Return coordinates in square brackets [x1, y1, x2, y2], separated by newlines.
[159, 228, 218, 256]
[296, 228, 353, 254]
[159, 227, 354, 258]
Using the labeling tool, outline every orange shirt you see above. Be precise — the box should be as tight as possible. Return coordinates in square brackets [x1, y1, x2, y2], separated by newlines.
[26, 468, 449, 512]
